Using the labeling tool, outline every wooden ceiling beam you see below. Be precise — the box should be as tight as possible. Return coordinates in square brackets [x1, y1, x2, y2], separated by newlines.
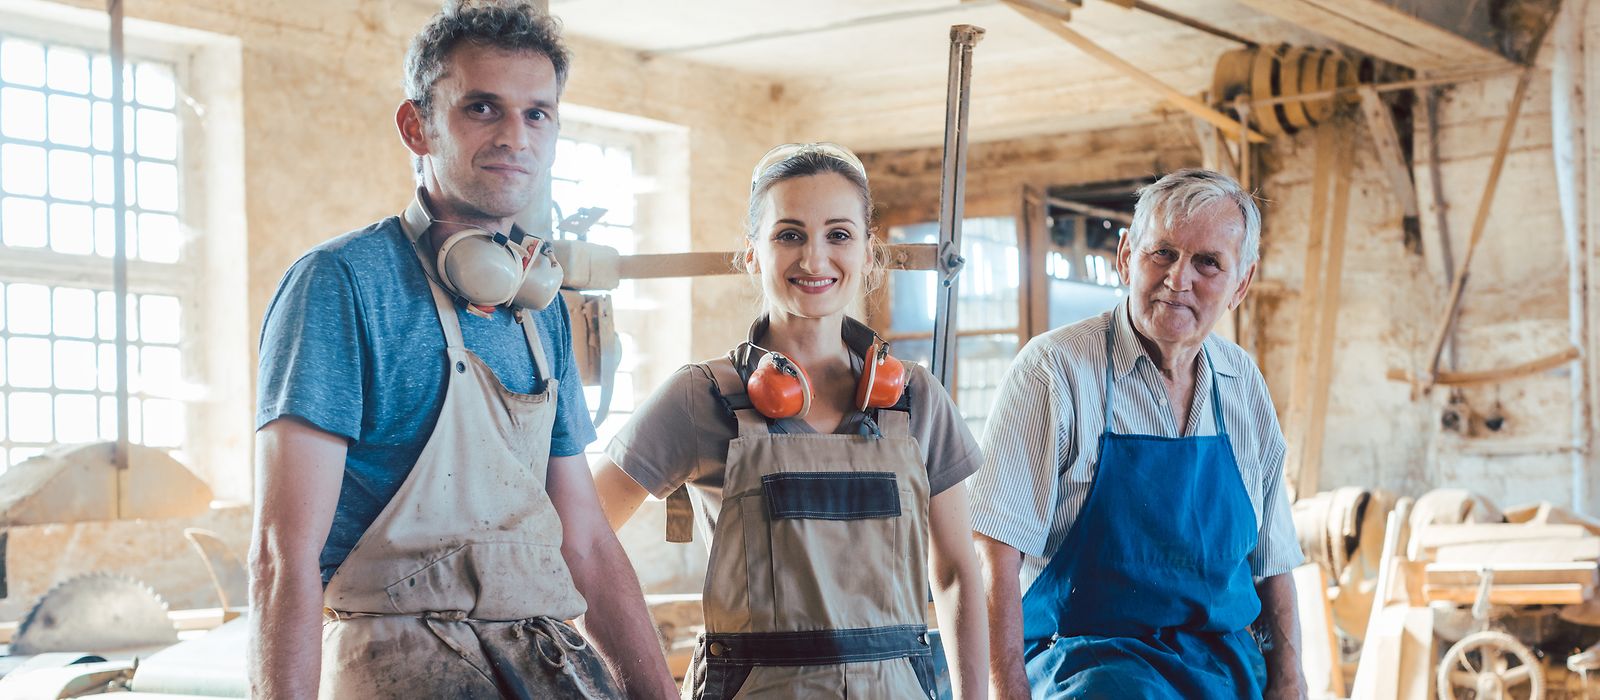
[1230, 0, 1511, 71]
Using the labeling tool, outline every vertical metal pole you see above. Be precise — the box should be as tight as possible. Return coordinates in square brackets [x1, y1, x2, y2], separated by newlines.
[109, 0, 131, 515]
[930, 25, 983, 390]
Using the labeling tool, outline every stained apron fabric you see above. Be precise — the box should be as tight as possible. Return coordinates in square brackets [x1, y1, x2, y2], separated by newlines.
[314, 200, 619, 699]
[685, 354, 938, 699]
[1019, 323, 1266, 700]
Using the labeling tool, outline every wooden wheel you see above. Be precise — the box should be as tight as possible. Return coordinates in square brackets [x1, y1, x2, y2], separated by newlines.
[1437, 631, 1545, 700]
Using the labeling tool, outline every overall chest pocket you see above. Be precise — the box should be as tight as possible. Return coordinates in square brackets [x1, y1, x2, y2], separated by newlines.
[751, 471, 908, 630]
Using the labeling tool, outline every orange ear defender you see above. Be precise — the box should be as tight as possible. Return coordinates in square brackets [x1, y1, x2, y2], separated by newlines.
[742, 331, 907, 421]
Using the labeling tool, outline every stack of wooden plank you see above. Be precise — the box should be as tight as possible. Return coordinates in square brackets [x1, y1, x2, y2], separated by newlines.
[1415, 523, 1600, 606]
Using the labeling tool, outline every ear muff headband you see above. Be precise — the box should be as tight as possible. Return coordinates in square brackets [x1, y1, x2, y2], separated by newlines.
[739, 318, 908, 421]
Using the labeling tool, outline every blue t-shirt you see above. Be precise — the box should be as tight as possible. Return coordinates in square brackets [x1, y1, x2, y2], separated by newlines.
[255, 216, 597, 582]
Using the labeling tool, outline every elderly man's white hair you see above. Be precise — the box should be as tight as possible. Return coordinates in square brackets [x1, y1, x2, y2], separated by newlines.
[1128, 168, 1262, 269]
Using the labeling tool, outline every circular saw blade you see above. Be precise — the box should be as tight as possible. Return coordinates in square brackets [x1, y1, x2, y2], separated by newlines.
[12, 572, 177, 655]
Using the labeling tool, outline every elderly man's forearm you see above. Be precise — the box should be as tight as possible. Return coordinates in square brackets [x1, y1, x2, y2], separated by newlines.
[1252, 573, 1307, 698]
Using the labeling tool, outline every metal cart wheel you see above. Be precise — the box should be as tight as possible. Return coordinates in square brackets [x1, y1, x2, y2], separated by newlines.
[1436, 630, 1545, 700]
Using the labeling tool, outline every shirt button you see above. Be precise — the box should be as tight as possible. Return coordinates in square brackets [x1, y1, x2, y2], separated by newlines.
[454, 361, 466, 374]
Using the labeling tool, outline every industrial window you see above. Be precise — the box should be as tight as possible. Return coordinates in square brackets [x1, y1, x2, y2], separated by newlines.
[885, 216, 1021, 436]
[551, 133, 643, 457]
[0, 31, 190, 470]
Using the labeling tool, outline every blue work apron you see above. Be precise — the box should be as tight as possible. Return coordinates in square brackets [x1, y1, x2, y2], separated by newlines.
[1019, 324, 1266, 699]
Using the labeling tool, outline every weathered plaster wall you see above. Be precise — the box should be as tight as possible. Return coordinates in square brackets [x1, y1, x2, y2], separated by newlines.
[1251, 68, 1576, 508]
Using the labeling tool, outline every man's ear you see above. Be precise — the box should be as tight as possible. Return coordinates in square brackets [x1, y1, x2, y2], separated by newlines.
[1229, 261, 1257, 310]
[396, 100, 430, 158]
[1115, 230, 1133, 286]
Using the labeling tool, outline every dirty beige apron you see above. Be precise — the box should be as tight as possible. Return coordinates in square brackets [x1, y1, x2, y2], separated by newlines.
[314, 202, 618, 699]
[680, 344, 938, 699]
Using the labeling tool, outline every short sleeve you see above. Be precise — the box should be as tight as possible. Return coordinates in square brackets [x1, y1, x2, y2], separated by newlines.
[908, 366, 983, 496]
[1249, 414, 1305, 579]
[256, 250, 365, 441]
[969, 353, 1068, 559]
[605, 365, 711, 498]
[546, 296, 598, 457]
[1243, 366, 1304, 578]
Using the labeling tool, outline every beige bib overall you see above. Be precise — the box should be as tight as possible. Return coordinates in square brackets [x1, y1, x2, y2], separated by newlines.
[314, 202, 618, 699]
[683, 349, 938, 699]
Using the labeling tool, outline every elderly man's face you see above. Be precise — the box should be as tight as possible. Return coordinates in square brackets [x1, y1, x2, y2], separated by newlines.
[1116, 199, 1255, 350]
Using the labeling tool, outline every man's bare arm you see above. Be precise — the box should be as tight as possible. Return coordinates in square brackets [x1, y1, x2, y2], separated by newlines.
[975, 532, 1031, 700]
[249, 417, 346, 700]
[547, 452, 678, 699]
[1253, 573, 1306, 700]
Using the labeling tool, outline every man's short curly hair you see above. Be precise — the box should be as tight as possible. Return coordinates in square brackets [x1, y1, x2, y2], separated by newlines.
[404, 1, 571, 121]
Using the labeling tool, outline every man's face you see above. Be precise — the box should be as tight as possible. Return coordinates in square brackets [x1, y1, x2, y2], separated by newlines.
[413, 44, 560, 223]
[1116, 199, 1255, 349]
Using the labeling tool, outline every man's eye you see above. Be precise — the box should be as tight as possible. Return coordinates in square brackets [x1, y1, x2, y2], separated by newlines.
[467, 102, 495, 116]
[527, 109, 548, 122]
[1199, 257, 1221, 269]
[1152, 249, 1174, 259]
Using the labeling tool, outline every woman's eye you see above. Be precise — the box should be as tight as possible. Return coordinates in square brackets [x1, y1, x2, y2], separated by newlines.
[775, 230, 802, 242]
[827, 229, 853, 241]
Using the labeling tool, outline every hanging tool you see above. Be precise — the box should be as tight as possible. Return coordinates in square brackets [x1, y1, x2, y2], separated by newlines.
[930, 25, 983, 389]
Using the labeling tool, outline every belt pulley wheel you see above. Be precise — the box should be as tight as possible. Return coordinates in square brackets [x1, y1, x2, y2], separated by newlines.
[1210, 47, 1254, 113]
[1249, 43, 1288, 137]
[1279, 46, 1316, 130]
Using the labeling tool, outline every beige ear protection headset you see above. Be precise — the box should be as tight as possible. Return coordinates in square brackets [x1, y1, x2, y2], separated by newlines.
[403, 188, 563, 318]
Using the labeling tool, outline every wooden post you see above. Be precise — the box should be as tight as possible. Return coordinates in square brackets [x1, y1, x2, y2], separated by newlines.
[1286, 124, 1335, 496]
[1301, 125, 1355, 497]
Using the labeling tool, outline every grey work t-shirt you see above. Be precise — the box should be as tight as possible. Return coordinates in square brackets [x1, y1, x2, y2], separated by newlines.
[605, 358, 983, 541]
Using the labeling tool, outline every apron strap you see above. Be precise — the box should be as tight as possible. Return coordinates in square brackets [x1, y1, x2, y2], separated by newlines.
[1203, 345, 1228, 436]
[518, 311, 553, 389]
[1101, 320, 1117, 431]
[706, 357, 771, 439]
[401, 206, 467, 350]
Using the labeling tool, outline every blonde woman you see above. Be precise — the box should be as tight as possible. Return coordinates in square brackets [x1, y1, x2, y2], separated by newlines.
[592, 143, 988, 699]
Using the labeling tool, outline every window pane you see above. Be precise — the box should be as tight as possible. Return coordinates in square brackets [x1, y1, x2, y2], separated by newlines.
[55, 393, 97, 443]
[140, 294, 179, 344]
[9, 391, 52, 442]
[48, 149, 92, 201]
[7, 283, 50, 334]
[52, 286, 95, 338]
[0, 395, 5, 439]
[91, 54, 110, 99]
[135, 160, 178, 211]
[91, 100, 110, 151]
[140, 345, 179, 397]
[97, 342, 117, 392]
[49, 202, 93, 255]
[135, 63, 175, 109]
[97, 291, 138, 341]
[137, 212, 179, 263]
[92, 209, 137, 260]
[1, 143, 47, 196]
[128, 395, 142, 443]
[0, 87, 45, 141]
[47, 94, 91, 147]
[142, 398, 182, 447]
[1, 40, 46, 88]
[46, 46, 90, 94]
[135, 108, 177, 160]
[8, 337, 50, 388]
[1, 196, 47, 248]
[99, 394, 116, 440]
[52, 339, 96, 391]
[92, 154, 113, 204]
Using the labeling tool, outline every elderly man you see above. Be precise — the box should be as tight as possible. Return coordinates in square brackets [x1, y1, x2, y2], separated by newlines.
[250, 3, 676, 698]
[972, 169, 1305, 699]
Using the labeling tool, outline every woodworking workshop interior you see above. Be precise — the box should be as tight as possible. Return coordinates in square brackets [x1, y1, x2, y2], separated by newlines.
[0, 0, 1598, 698]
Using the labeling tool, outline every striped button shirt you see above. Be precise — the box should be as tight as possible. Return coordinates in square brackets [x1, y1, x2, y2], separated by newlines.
[969, 300, 1303, 593]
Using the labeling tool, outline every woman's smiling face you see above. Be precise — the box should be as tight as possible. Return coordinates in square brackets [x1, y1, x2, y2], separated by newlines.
[749, 172, 871, 320]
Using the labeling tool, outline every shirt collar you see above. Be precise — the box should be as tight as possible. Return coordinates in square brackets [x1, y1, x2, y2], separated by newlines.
[1110, 299, 1242, 380]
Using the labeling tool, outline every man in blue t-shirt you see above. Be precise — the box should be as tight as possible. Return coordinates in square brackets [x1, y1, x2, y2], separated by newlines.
[248, 4, 676, 698]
